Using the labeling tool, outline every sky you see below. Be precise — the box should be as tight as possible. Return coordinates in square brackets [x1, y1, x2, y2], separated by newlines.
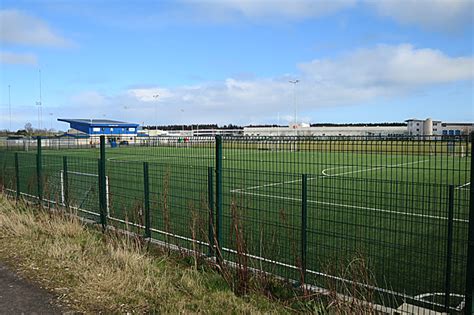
[0, 0, 473, 131]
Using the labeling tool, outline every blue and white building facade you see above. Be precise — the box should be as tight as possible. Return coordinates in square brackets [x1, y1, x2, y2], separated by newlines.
[58, 119, 140, 142]
[406, 118, 474, 136]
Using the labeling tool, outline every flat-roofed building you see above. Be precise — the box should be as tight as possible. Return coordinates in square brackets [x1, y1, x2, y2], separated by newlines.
[406, 118, 474, 136]
[244, 124, 407, 137]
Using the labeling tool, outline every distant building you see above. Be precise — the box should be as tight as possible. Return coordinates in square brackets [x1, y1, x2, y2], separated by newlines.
[244, 119, 474, 137]
[244, 124, 407, 137]
[406, 118, 474, 136]
[58, 119, 140, 143]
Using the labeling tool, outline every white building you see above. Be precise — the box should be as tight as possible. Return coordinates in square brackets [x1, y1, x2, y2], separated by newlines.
[406, 118, 474, 136]
[244, 124, 407, 137]
[244, 118, 474, 137]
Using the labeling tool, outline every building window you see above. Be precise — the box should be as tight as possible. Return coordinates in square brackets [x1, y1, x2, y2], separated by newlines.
[416, 128, 419, 132]
[416, 123, 420, 126]
[110, 128, 114, 131]
[92, 127, 100, 132]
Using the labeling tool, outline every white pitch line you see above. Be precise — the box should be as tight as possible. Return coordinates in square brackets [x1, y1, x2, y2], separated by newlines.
[233, 190, 469, 223]
[320, 165, 354, 176]
[2, 187, 465, 312]
[455, 182, 471, 190]
[321, 159, 429, 177]
[67, 170, 99, 177]
[231, 177, 312, 193]
[107, 155, 213, 163]
[2, 160, 97, 171]
[232, 159, 429, 193]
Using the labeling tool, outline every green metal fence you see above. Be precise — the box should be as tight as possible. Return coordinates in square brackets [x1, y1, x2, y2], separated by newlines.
[0, 134, 472, 314]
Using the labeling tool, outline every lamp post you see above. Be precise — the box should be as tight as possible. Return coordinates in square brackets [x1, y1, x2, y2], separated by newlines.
[289, 80, 299, 136]
[8, 85, 11, 131]
[153, 94, 159, 129]
[180, 108, 185, 134]
[36, 101, 41, 130]
[38, 69, 43, 130]
[289, 80, 299, 126]
[49, 113, 53, 131]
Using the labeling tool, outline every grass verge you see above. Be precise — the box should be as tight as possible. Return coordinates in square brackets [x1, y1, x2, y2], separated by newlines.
[0, 194, 299, 314]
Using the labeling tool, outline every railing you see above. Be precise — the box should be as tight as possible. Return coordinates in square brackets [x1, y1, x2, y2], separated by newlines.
[0, 134, 472, 314]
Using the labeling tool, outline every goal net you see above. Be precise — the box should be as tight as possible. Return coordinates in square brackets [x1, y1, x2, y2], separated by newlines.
[47, 170, 110, 216]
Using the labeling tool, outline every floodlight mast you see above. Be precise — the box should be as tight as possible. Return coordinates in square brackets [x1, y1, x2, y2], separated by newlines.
[8, 85, 11, 131]
[49, 112, 53, 131]
[289, 79, 299, 135]
[277, 111, 280, 137]
[153, 94, 159, 129]
[36, 69, 43, 130]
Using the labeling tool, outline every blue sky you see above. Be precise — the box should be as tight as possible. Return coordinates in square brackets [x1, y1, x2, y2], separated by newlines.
[0, 0, 473, 130]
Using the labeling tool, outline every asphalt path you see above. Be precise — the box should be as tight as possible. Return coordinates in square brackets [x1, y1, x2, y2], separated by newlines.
[0, 262, 65, 315]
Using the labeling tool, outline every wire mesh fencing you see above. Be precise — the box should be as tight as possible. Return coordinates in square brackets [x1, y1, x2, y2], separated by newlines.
[0, 134, 472, 314]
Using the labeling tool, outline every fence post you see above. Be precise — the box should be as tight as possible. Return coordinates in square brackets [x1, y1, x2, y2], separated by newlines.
[301, 174, 308, 285]
[215, 135, 223, 263]
[14, 152, 20, 200]
[445, 184, 454, 312]
[208, 166, 214, 256]
[466, 135, 470, 158]
[143, 162, 151, 238]
[465, 132, 474, 315]
[62, 156, 69, 208]
[98, 136, 107, 231]
[36, 137, 42, 204]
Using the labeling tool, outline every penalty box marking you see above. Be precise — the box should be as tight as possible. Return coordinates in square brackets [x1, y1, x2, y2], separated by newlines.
[231, 159, 468, 223]
[321, 159, 429, 177]
[232, 190, 468, 223]
[232, 159, 430, 193]
[2, 159, 97, 170]
[455, 182, 471, 190]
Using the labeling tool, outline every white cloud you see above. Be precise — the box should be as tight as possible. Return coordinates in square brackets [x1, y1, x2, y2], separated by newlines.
[178, 0, 472, 30]
[183, 0, 356, 21]
[298, 44, 474, 87]
[368, 0, 473, 31]
[178, 0, 473, 33]
[71, 91, 108, 107]
[0, 9, 71, 47]
[0, 51, 37, 65]
[66, 44, 473, 125]
[127, 88, 173, 102]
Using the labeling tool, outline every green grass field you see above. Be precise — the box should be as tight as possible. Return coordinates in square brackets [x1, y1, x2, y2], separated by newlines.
[1, 140, 471, 311]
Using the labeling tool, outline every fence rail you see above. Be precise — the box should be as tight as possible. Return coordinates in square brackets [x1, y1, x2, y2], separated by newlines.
[0, 134, 472, 314]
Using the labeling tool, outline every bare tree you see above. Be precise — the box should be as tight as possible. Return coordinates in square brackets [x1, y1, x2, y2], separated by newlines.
[24, 122, 33, 134]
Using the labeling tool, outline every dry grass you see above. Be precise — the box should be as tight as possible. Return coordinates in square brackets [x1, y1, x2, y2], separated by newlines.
[0, 195, 291, 314]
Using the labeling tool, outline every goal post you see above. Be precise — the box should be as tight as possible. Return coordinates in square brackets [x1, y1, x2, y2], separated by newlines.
[59, 170, 110, 216]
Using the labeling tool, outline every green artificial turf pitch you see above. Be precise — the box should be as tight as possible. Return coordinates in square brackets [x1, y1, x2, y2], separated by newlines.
[1, 142, 471, 309]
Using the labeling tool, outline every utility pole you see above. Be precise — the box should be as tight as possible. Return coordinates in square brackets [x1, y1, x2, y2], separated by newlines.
[277, 111, 280, 137]
[153, 94, 159, 129]
[36, 69, 43, 130]
[49, 113, 53, 131]
[289, 80, 299, 125]
[180, 109, 185, 134]
[8, 85, 11, 131]
[289, 79, 299, 136]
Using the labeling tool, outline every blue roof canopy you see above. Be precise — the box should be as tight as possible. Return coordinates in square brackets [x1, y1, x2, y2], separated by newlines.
[58, 118, 139, 127]
[58, 118, 140, 135]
